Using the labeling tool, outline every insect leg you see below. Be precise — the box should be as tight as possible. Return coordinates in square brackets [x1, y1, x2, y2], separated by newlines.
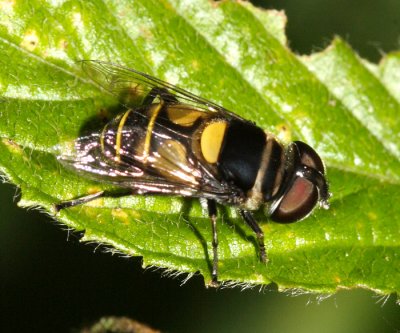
[239, 210, 267, 263]
[207, 199, 219, 285]
[142, 87, 179, 105]
[54, 190, 132, 212]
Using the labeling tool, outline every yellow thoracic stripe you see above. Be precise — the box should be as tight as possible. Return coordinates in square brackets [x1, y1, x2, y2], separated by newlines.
[143, 102, 163, 162]
[115, 109, 132, 162]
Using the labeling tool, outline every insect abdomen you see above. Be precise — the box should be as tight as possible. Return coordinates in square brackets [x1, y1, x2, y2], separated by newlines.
[100, 107, 149, 163]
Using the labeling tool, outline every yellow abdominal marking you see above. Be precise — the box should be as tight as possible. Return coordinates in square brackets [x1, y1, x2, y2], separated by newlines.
[115, 109, 132, 162]
[100, 124, 107, 153]
[200, 121, 227, 164]
[167, 106, 204, 126]
[143, 102, 163, 162]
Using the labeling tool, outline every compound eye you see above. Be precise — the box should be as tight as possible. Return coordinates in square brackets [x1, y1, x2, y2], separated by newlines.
[296, 141, 325, 173]
[270, 141, 327, 223]
[270, 177, 318, 223]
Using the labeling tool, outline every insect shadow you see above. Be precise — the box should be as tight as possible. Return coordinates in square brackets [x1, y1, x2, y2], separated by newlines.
[78, 104, 123, 138]
[79, 86, 148, 137]
[180, 198, 261, 276]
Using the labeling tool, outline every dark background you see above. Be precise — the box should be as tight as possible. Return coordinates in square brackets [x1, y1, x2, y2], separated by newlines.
[1, 1, 400, 332]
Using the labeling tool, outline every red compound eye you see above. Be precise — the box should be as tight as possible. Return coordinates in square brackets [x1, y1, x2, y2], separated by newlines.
[270, 141, 327, 223]
[271, 176, 319, 222]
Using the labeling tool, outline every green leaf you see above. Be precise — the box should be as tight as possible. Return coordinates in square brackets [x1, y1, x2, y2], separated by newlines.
[0, 0, 399, 294]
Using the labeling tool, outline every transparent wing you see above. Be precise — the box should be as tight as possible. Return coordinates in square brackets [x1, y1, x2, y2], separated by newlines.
[80, 60, 245, 121]
[57, 131, 234, 200]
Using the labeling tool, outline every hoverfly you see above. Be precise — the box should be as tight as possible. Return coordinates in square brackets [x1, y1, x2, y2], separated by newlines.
[55, 61, 329, 285]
